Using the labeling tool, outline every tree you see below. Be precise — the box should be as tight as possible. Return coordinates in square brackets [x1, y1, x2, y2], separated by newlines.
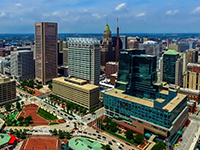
[21, 101, 24, 107]
[90, 108, 95, 114]
[125, 130, 134, 140]
[15, 130, 20, 138]
[65, 132, 71, 139]
[16, 102, 21, 110]
[5, 119, 12, 126]
[36, 84, 43, 89]
[134, 134, 144, 145]
[9, 128, 14, 134]
[152, 141, 166, 150]
[2, 130, 6, 133]
[103, 118, 112, 126]
[18, 116, 24, 122]
[109, 122, 118, 133]
[74, 122, 77, 129]
[20, 132, 26, 139]
[48, 83, 52, 90]
[58, 130, 64, 139]
[52, 129, 57, 135]
[5, 103, 11, 111]
[97, 119, 102, 126]
[104, 144, 112, 150]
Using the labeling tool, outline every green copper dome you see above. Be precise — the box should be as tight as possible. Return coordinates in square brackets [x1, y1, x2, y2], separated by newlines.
[104, 24, 110, 31]
[164, 49, 179, 55]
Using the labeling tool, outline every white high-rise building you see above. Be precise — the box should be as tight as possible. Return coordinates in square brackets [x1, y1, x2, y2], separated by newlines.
[67, 38, 101, 85]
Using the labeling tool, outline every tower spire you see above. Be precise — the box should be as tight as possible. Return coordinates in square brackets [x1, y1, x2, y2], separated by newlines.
[116, 18, 119, 62]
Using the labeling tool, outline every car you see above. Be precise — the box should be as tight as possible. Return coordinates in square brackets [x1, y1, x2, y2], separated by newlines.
[26, 129, 29, 132]
[174, 143, 179, 146]
[81, 123, 84, 125]
[109, 141, 112, 145]
[118, 146, 122, 149]
[93, 133, 96, 136]
[66, 125, 70, 127]
[112, 139, 116, 143]
[57, 110, 60, 112]
[35, 130, 38, 132]
[78, 131, 82, 133]
[97, 136, 101, 139]
[98, 135, 101, 137]
[60, 113, 63, 115]
[49, 130, 52, 132]
[88, 133, 92, 135]
[88, 118, 91, 120]
[96, 131, 99, 133]
[68, 117, 73, 120]
[126, 143, 130, 146]
[70, 131, 75, 134]
[78, 123, 80, 125]
[121, 144, 124, 147]
[53, 108, 55, 110]
[53, 111, 55, 113]
[65, 114, 67, 116]
[43, 104, 46, 106]
[102, 136, 106, 139]
[83, 132, 87, 134]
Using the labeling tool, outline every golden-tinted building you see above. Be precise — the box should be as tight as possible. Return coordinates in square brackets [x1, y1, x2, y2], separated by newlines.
[35, 22, 58, 85]
[52, 77, 100, 110]
[0, 75, 16, 105]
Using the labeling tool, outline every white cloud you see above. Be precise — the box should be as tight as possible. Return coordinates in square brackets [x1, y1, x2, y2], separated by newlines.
[0, 12, 6, 17]
[83, 9, 88, 12]
[15, 3, 22, 7]
[92, 13, 101, 19]
[135, 13, 146, 17]
[166, 9, 179, 15]
[192, 7, 200, 14]
[52, 12, 58, 16]
[115, 3, 126, 11]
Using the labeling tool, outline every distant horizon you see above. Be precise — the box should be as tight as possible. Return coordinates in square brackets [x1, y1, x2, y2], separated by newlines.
[0, 32, 200, 35]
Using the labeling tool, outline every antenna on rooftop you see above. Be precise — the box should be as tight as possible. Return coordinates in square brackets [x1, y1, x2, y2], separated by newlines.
[106, 16, 108, 25]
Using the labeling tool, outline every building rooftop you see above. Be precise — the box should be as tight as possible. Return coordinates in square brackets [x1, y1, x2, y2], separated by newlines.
[104, 24, 110, 31]
[0, 134, 11, 146]
[53, 77, 99, 91]
[67, 37, 100, 44]
[69, 137, 103, 150]
[164, 49, 179, 55]
[105, 89, 154, 107]
[163, 94, 186, 112]
[143, 40, 158, 45]
[105, 89, 186, 112]
[187, 63, 200, 67]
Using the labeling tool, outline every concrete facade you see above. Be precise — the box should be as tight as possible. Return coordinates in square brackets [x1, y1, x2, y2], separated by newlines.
[35, 22, 58, 85]
[67, 38, 100, 86]
[0, 75, 16, 105]
[10, 50, 35, 81]
[52, 77, 100, 110]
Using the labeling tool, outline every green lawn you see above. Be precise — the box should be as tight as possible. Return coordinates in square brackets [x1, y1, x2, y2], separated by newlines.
[49, 122, 59, 125]
[105, 129, 134, 145]
[37, 108, 58, 120]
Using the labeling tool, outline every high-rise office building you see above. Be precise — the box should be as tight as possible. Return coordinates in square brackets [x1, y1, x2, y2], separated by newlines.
[183, 63, 200, 90]
[187, 49, 198, 63]
[0, 74, 16, 105]
[63, 48, 68, 66]
[10, 50, 35, 81]
[116, 49, 162, 99]
[160, 49, 183, 86]
[101, 24, 115, 70]
[139, 40, 162, 69]
[67, 38, 100, 86]
[35, 22, 58, 85]
[103, 49, 188, 146]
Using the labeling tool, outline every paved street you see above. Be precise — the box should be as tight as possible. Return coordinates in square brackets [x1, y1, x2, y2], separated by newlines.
[174, 119, 200, 150]
[5, 92, 138, 150]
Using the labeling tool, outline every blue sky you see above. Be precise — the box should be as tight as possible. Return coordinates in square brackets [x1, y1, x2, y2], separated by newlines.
[0, 0, 200, 33]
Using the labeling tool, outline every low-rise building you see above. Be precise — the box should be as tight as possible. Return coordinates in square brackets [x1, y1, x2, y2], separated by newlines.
[105, 62, 118, 77]
[52, 77, 100, 110]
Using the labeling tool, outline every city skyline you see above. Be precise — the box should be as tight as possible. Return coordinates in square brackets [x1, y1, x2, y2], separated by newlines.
[0, 0, 200, 33]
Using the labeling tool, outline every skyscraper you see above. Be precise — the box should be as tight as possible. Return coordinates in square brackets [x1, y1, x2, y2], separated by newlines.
[35, 22, 58, 85]
[101, 24, 115, 71]
[11, 50, 35, 81]
[160, 49, 183, 86]
[67, 38, 100, 86]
